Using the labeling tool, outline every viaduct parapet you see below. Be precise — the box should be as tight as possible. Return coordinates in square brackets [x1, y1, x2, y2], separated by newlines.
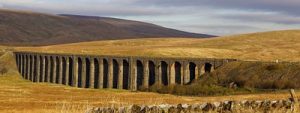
[14, 52, 237, 91]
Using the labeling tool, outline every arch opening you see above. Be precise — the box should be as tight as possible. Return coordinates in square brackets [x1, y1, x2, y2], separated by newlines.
[55, 57, 60, 84]
[94, 58, 99, 88]
[16, 55, 19, 72]
[77, 58, 82, 87]
[103, 59, 108, 88]
[148, 61, 155, 86]
[25, 55, 29, 79]
[136, 60, 144, 89]
[29, 55, 33, 81]
[161, 61, 168, 86]
[62, 57, 67, 85]
[49, 56, 54, 83]
[22, 55, 25, 77]
[68, 57, 73, 86]
[189, 62, 196, 82]
[19, 55, 22, 73]
[175, 62, 181, 84]
[123, 60, 129, 89]
[15, 55, 19, 71]
[39, 56, 43, 82]
[33, 56, 37, 82]
[204, 63, 213, 73]
[44, 56, 49, 82]
[85, 58, 91, 88]
[20, 55, 22, 72]
[112, 59, 119, 89]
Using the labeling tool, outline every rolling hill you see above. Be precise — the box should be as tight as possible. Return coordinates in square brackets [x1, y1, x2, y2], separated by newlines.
[16, 30, 300, 61]
[0, 9, 214, 46]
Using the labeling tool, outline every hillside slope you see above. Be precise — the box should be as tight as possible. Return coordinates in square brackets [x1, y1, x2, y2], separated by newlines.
[16, 30, 300, 61]
[0, 9, 213, 46]
[211, 61, 300, 89]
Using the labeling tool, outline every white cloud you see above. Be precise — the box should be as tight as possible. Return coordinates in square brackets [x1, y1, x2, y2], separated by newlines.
[0, 0, 38, 4]
[0, 0, 300, 35]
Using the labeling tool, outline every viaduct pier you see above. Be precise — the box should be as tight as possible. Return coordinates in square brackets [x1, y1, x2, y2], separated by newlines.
[14, 52, 236, 91]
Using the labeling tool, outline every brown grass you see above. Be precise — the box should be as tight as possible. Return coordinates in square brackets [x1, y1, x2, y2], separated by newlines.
[4, 30, 300, 112]
[215, 62, 297, 86]
[15, 30, 300, 61]
[0, 50, 298, 112]
[1, 73, 300, 112]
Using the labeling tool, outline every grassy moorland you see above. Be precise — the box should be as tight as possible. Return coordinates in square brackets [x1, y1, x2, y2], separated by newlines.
[0, 51, 298, 112]
[1, 30, 299, 112]
[0, 9, 212, 46]
[16, 30, 300, 61]
[2, 74, 299, 113]
[151, 61, 300, 96]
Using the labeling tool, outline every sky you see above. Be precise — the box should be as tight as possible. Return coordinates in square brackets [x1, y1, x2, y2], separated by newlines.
[0, 0, 300, 36]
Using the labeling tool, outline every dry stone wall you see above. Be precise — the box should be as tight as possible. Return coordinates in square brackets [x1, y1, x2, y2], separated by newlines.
[87, 99, 298, 113]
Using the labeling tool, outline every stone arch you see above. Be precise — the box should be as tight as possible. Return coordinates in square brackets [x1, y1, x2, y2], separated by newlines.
[23, 55, 25, 76]
[55, 56, 60, 84]
[20, 55, 23, 71]
[204, 63, 213, 73]
[27, 55, 30, 80]
[20, 55, 22, 73]
[85, 58, 91, 88]
[20, 55, 24, 77]
[19, 55, 22, 73]
[123, 60, 129, 89]
[15, 54, 19, 70]
[25, 55, 30, 79]
[175, 62, 182, 84]
[44, 56, 49, 82]
[68, 57, 73, 86]
[33, 55, 37, 82]
[103, 59, 109, 88]
[19, 54, 22, 76]
[189, 62, 196, 82]
[18, 54, 21, 73]
[62, 57, 67, 85]
[19, 55, 22, 72]
[161, 61, 168, 86]
[16, 54, 19, 72]
[39, 56, 44, 82]
[112, 59, 119, 89]
[77, 57, 83, 87]
[94, 58, 99, 88]
[148, 60, 155, 86]
[29, 55, 33, 81]
[136, 60, 144, 89]
[19, 54, 22, 74]
[49, 56, 54, 83]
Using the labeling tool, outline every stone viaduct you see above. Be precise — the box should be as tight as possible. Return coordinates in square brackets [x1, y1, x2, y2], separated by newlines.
[14, 52, 236, 91]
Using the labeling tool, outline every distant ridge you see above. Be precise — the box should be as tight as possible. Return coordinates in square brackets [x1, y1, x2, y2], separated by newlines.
[0, 9, 215, 46]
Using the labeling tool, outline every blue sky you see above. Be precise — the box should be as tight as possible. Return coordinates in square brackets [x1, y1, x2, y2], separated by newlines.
[1, 0, 300, 36]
